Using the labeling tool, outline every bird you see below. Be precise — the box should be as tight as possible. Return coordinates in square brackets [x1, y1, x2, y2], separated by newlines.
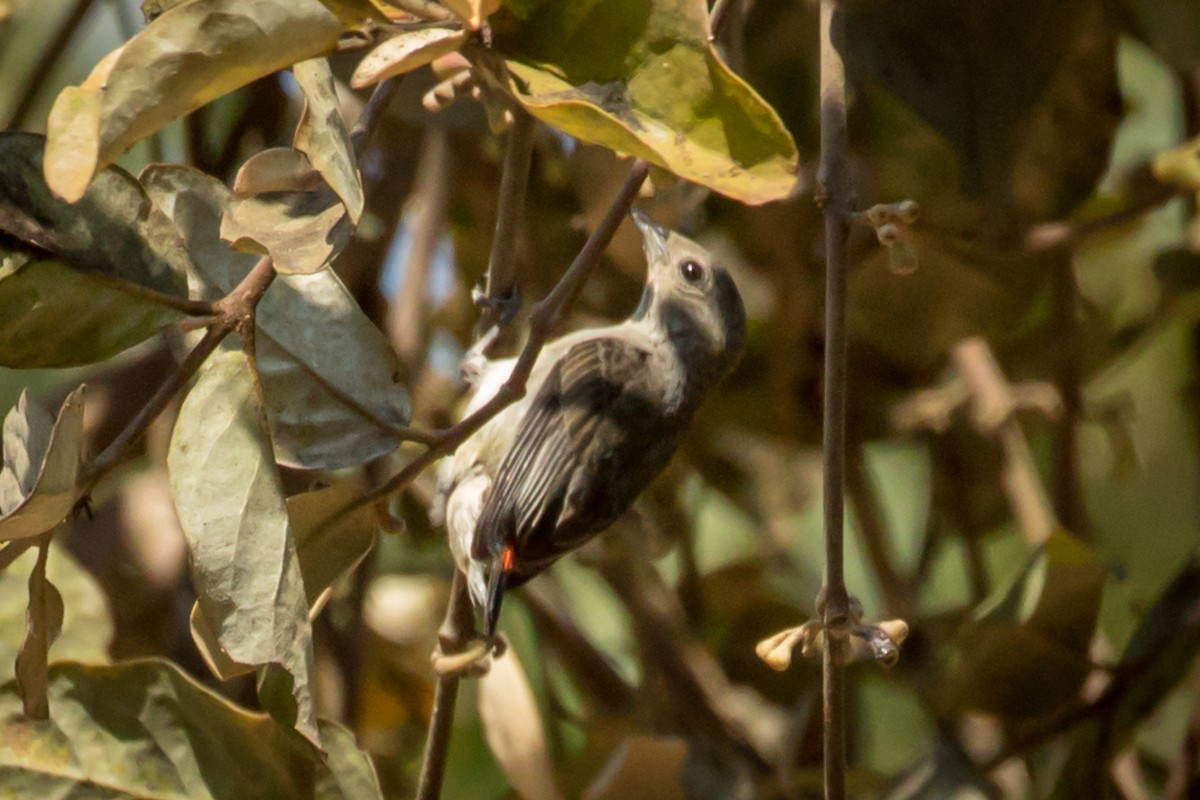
[430, 209, 746, 643]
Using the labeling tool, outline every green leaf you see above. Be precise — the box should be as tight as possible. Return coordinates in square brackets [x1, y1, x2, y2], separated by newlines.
[0, 254, 183, 368]
[0, 388, 85, 542]
[13, 536, 61, 720]
[43, 0, 364, 201]
[143, 165, 411, 469]
[190, 479, 377, 678]
[0, 132, 188, 296]
[0, 541, 112, 687]
[492, 0, 799, 205]
[293, 58, 364, 223]
[942, 530, 1106, 719]
[167, 348, 317, 747]
[0, 659, 383, 799]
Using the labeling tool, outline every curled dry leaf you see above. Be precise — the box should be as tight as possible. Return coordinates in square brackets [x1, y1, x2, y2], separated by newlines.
[14, 536, 63, 720]
[43, 0, 354, 201]
[0, 388, 86, 542]
[350, 27, 468, 89]
[233, 148, 324, 196]
[478, 649, 564, 800]
[293, 58, 364, 223]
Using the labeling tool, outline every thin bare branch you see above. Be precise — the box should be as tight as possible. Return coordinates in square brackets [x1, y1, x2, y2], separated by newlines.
[478, 107, 535, 336]
[818, 0, 851, 797]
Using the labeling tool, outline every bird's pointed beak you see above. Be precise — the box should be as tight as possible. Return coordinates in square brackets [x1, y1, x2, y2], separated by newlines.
[631, 207, 669, 265]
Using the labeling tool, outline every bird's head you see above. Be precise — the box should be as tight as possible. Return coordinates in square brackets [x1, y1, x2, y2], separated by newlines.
[630, 209, 746, 385]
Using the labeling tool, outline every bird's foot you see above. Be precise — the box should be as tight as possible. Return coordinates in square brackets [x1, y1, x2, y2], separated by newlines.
[431, 634, 507, 678]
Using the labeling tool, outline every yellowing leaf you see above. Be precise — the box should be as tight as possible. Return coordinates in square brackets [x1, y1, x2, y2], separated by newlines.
[494, 0, 798, 204]
[44, 0, 351, 201]
[350, 27, 468, 89]
[0, 389, 85, 542]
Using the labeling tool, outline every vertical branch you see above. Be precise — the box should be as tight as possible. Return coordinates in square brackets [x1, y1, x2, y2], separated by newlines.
[479, 108, 535, 333]
[416, 572, 473, 800]
[1050, 255, 1087, 538]
[817, 1, 851, 798]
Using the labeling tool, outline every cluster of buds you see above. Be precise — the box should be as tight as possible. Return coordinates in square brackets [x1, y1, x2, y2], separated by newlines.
[855, 200, 920, 275]
[755, 598, 909, 671]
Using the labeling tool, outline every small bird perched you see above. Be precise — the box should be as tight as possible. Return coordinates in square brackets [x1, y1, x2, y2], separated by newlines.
[431, 210, 746, 642]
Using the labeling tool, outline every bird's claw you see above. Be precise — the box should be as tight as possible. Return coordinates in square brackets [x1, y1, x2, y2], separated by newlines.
[430, 634, 507, 678]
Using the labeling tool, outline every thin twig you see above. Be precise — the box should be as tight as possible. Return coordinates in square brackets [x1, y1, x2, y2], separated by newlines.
[478, 107, 535, 336]
[343, 160, 651, 513]
[415, 571, 473, 800]
[87, 271, 219, 317]
[818, 1, 851, 798]
[1022, 181, 1175, 254]
[78, 256, 277, 496]
[8, 0, 92, 128]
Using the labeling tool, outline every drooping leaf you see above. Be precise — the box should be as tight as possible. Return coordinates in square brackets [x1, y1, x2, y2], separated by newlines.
[0, 541, 112, 686]
[43, 0, 368, 201]
[167, 347, 317, 747]
[190, 479, 377, 678]
[293, 58, 364, 223]
[0, 388, 85, 542]
[351, 27, 469, 88]
[13, 536, 62, 720]
[478, 649, 564, 800]
[491, 0, 799, 204]
[142, 165, 411, 469]
[0, 253, 183, 368]
[0, 132, 188, 295]
[942, 530, 1106, 719]
[0, 660, 383, 799]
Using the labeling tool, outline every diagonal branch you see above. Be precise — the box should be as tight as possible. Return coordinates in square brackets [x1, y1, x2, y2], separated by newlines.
[346, 159, 651, 514]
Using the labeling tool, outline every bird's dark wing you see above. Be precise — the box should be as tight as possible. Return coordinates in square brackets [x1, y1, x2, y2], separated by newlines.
[472, 336, 682, 635]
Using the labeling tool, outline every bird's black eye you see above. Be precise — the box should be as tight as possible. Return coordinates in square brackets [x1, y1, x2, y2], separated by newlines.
[678, 260, 705, 284]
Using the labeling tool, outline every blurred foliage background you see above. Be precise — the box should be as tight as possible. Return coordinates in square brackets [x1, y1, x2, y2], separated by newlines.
[2, 0, 1200, 798]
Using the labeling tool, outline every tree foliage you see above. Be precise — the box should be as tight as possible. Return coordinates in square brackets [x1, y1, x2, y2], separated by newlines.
[0, 0, 1199, 798]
